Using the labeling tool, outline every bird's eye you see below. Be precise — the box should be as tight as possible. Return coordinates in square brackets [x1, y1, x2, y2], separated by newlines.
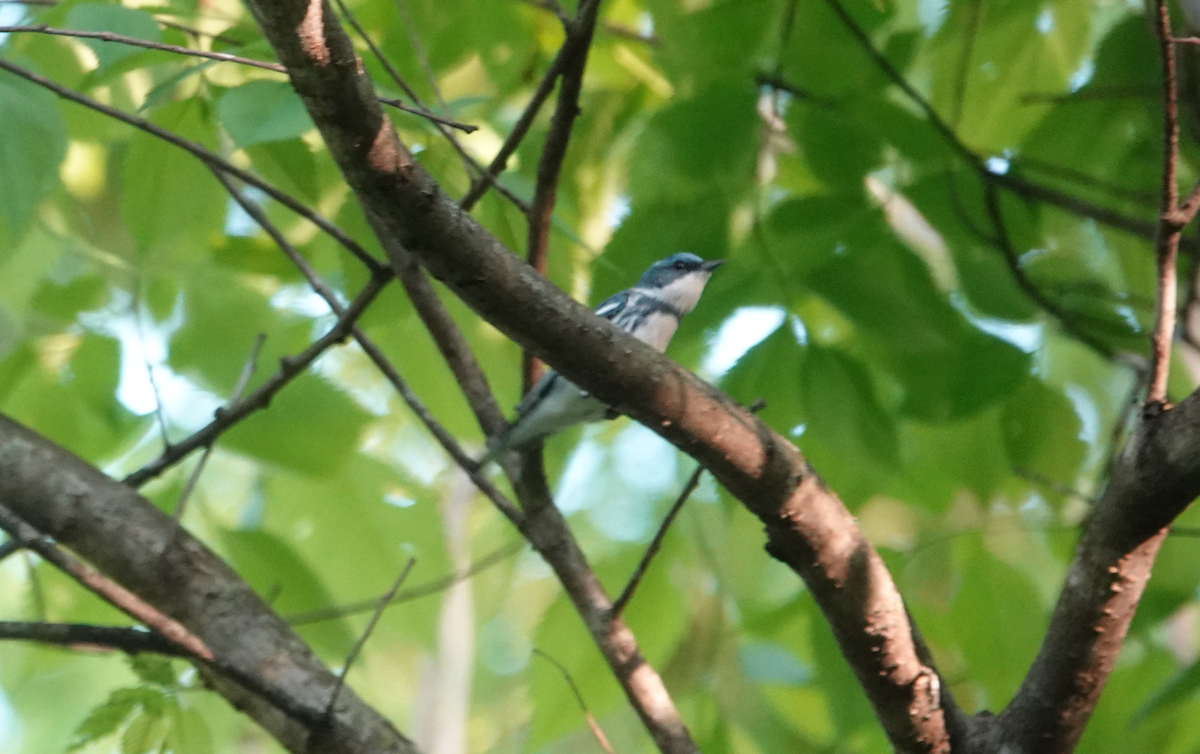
[673, 261, 686, 270]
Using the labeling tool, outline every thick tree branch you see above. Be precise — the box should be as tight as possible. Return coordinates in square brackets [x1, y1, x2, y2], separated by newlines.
[0, 418, 417, 753]
[240, 0, 963, 749]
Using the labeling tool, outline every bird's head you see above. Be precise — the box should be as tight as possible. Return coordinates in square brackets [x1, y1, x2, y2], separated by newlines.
[635, 253, 724, 314]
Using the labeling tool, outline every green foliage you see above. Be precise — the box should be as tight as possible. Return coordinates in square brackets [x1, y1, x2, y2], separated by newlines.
[1, 0, 1198, 751]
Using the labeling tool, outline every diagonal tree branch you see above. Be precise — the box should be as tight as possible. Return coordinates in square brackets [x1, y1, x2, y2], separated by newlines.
[238, 0, 965, 750]
[0, 417, 417, 753]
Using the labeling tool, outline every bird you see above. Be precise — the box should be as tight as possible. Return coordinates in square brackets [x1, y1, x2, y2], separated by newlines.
[478, 252, 724, 467]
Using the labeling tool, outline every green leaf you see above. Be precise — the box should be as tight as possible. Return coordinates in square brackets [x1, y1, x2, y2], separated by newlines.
[119, 708, 166, 754]
[1001, 376, 1086, 486]
[65, 5, 163, 69]
[0, 69, 67, 239]
[68, 688, 158, 751]
[167, 706, 214, 754]
[121, 100, 224, 259]
[221, 372, 372, 476]
[127, 655, 177, 687]
[217, 81, 316, 147]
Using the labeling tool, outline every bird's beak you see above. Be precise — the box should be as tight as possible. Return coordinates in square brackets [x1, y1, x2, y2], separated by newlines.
[702, 259, 725, 272]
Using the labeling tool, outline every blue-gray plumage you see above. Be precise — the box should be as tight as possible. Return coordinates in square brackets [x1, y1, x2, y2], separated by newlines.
[479, 253, 723, 466]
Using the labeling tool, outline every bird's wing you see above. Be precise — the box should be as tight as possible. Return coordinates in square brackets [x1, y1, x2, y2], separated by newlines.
[593, 290, 629, 320]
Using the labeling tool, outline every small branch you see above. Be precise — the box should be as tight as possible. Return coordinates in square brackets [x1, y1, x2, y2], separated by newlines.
[611, 399, 766, 617]
[0, 505, 213, 661]
[325, 558, 415, 717]
[0, 621, 183, 655]
[533, 648, 615, 754]
[982, 184, 1117, 358]
[123, 274, 388, 487]
[377, 97, 476, 132]
[153, 18, 245, 46]
[1, 25, 477, 133]
[210, 169, 516, 518]
[610, 465, 704, 619]
[459, 46, 569, 211]
[523, 0, 602, 391]
[173, 333, 266, 520]
[394, 0, 446, 111]
[1150, 0, 1182, 405]
[287, 541, 523, 625]
[0, 24, 283, 71]
[0, 57, 384, 273]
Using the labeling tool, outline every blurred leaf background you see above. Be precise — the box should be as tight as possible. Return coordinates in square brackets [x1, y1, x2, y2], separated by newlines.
[3, 0, 1200, 751]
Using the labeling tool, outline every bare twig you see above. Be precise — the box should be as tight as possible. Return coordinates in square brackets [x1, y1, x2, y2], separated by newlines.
[982, 184, 1116, 358]
[610, 465, 704, 619]
[0, 56, 384, 273]
[1150, 0, 1182, 405]
[0, 621, 183, 655]
[0, 24, 283, 71]
[123, 274, 388, 487]
[153, 18, 245, 46]
[459, 46, 569, 211]
[210, 169, 517, 518]
[394, 0, 446, 111]
[173, 333, 266, 520]
[523, 0, 602, 391]
[287, 541, 523, 625]
[0, 24, 478, 134]
[325, 558, 416, 717]
[0, 505, 214, 661]
[533, 648, 615, 754]
[377, 97, 476, 132]
[329, 0, 526, 211]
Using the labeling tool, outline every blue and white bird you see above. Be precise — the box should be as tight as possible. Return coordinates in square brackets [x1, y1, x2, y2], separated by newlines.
[479, 253, 724, 466]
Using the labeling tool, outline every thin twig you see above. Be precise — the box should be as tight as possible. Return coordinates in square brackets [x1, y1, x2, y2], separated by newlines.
[329, 0, 525, 209]
[174, 333, 266, 519]
[394, 0, 446, 111]
[0, 621, 183, 655]
[0, 25, 478, 133]
[1149, 0, 1182, 406]
[210, 169, 518, 519]
[377, 97, 476, 132]
[0, 24, 283, 71]
[0, 56, 385, 273]
[610, 465, 704, 619]
[325, 558, 415, 717]
[982, 184, 1116, 358]
[123, 274, 388, 487]
[154, 18, 245, 46]
[287, 541, 523, 625]
[459, 45, 570, 211]
[532, 648, 616, 754]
